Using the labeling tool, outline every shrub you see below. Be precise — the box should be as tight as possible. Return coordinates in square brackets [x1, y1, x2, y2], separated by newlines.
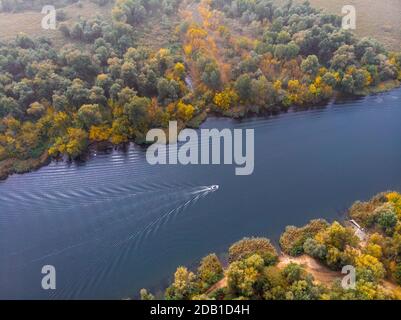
[197, 254, 224, 291]
[228, 237, 278, 265]
[280, 219, 329, 256]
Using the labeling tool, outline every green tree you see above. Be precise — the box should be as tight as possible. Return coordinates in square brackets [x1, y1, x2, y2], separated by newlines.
[301, 55, 320, 75]
[226, 254, 264, 298]
[77, 104, 103, 130]
[123, 96, 150, 129]
[235, 74, 252, 102]
[377, 209, 397, 235]
[197, 254, 224, 291]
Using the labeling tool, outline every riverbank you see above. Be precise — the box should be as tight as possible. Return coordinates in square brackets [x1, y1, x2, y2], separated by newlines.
[1, 82, 400, 182]
[0, 151, 50, 181]
[354, 79, 401, 96]
[2, 95, 401, 299]
[0, 140, 131, 181]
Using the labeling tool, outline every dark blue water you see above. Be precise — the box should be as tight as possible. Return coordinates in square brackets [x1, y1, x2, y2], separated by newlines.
[1, 88, 401, 299]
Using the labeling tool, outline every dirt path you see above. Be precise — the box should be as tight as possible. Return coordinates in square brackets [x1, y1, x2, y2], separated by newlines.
[277, 254, 342, 286]
[206, 277, 227, 294]
[207, 254, 342, 294]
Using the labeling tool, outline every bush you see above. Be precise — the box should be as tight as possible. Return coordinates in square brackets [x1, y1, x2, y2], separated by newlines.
[228, 237, 278, 265]
[375, 204, 398, 235]
[303, 238, 327, 260]
[197, 254, 224, 291]
[280, 219, 329, 256]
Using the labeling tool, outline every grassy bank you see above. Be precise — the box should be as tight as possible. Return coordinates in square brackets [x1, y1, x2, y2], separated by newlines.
[0, 151, 50, 181]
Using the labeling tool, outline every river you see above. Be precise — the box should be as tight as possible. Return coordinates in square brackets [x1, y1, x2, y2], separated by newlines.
[1, 88, 401, 299]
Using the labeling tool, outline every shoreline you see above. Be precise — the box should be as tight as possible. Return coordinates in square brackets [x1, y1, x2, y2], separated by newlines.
[141, 191, 401, 300]
[1, 81, 400, 182]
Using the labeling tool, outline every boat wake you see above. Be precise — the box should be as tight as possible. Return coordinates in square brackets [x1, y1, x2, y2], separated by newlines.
[1, 183, 220, 298]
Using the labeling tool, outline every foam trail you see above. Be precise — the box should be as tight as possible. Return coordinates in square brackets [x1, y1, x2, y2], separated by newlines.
[50, 184, 219, 299]
[14, 185, 218, 271]
[111, 185, 218, 248]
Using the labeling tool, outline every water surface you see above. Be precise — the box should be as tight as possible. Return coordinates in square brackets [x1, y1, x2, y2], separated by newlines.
[1, 89, 401, 299]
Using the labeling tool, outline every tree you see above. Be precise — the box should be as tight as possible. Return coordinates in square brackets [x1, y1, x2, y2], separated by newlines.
[229, 237, 278, 265]
[274, 42, 300, 60]
[315, 221, 358, 251]
[113, 0, 147, 25]
[235, 74, 252, 102]
[287, 279, 322, 300]
[0, 96, 19, 118]
[140, 288, 155, 300]
[89, 86, 107, 106]
[226, 254, 264, 298]
[282, 263, 305, 284]
[77, 104, 103, 130]
[64, 50, 99, 81]
[89, 125, 111, 142]
[165, 267, 198, 300]
[394, 264, 401, 285]
[303, 238, 327, 260]
[15, 33, 35, 49]
[355, 254, 386, 281]
[213, 88, 239, 111]
[173, 62, 186, 80]
[65, 79, 90, 110]
[262, 266, 287, 300]
[301, 55, 320, 75]
[110, 117, 130, 144]
[377, 208, 397, 235]
[59, 23, 70, 37]
[48, 127, 88, 159]
[280, 219, 329, 256]
[70, 23, 83, 40]
[251, 76, 275, 107]
[27, 102, 46, 118]
[340, 74, 355, 93]
[200, 62, 221, 90]
[330, 45, 356, 70]
[322, 72, 338, 87]
[118, 87, 137, 106]
[276, 31, 291, 44]
[176, 101, 195, 122]
[123, 96, 150, 129]
[157, 78, 180, 105]
[197, 254, 224, 291]
[353, 69, 371, 90]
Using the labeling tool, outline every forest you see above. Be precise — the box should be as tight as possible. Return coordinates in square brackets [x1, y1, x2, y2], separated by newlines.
[1, 0, 401, 180]
[140, 191, 401, 300]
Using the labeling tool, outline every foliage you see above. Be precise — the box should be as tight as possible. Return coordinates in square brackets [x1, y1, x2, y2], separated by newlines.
[228, 237, 278, 265]
[0, 0, 400, 177]
[165, 266, 198, 300]
[349, 191, 401, 284]
[280, 219, 329, 256]
[197, 254, 224, 291]
[141, 192, 401, 300]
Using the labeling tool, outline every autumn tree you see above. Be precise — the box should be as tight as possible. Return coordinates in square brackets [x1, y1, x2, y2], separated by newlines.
[165, 267, 198, 300]
[197, 254, 224, 291]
